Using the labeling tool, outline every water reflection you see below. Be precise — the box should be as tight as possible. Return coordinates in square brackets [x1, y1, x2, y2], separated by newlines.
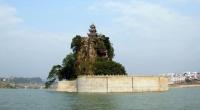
[1, 88, 200, 110]
[69, 93, 116, 110]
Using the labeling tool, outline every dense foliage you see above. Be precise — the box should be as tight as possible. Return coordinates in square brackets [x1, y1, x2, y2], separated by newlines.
[71, 35, 81, 53]
[62, 53, 76, 80]
[100, 35, 114, 59]
[45, 54, 76, 88]
[45, 65, 61, 88]
[94, 60, 126, 75]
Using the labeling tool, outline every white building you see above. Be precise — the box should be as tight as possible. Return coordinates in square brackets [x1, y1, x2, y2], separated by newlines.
[164, 72, 200, 84]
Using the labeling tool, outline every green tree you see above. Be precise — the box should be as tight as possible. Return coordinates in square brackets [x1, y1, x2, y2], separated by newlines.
[45, 53, 77, 88]
[71, 35, 81, 53]
[62, 53, 77, 80]
[99, 34, 114, 59]
[94, 60, 126, 75]
[45, 65, 62, 88]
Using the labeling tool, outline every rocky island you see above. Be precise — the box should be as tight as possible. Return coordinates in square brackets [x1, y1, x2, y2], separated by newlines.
[46, 24, 126, 87]
[46, 25, 168, 92]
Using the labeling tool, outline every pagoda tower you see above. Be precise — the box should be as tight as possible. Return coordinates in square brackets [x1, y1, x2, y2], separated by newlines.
[87, 24, 97, 37]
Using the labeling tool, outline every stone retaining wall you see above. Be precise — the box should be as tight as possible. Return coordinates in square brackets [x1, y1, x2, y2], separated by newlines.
[56, 75, 168, 92]
[56, 80, 76, 92]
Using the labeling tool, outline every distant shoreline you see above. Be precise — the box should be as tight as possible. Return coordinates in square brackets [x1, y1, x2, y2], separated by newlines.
[169, 84, 200, 88]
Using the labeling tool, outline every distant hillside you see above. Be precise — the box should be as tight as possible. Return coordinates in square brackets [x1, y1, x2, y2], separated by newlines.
[11, 77, 44, 84]
[0, 77, 44, 89]
[0, 81, 14, 88]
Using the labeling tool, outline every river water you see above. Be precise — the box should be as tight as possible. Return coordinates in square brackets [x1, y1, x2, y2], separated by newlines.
[0, 88, 199, 110]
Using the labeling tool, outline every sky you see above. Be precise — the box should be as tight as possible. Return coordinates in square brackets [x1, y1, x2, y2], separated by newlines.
[0, 0, 199, 79]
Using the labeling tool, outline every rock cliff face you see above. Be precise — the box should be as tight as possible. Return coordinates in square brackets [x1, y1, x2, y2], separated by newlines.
[74, 24, 110, 75]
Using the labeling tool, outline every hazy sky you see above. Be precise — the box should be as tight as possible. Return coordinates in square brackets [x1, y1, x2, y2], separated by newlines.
[0, 0, 199, 78]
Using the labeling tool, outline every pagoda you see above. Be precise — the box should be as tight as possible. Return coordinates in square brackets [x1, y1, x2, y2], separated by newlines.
[87, 24, 97, 37]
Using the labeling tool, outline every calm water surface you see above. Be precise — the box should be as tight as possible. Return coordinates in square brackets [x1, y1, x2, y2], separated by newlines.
[0, 88, 200, 110]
